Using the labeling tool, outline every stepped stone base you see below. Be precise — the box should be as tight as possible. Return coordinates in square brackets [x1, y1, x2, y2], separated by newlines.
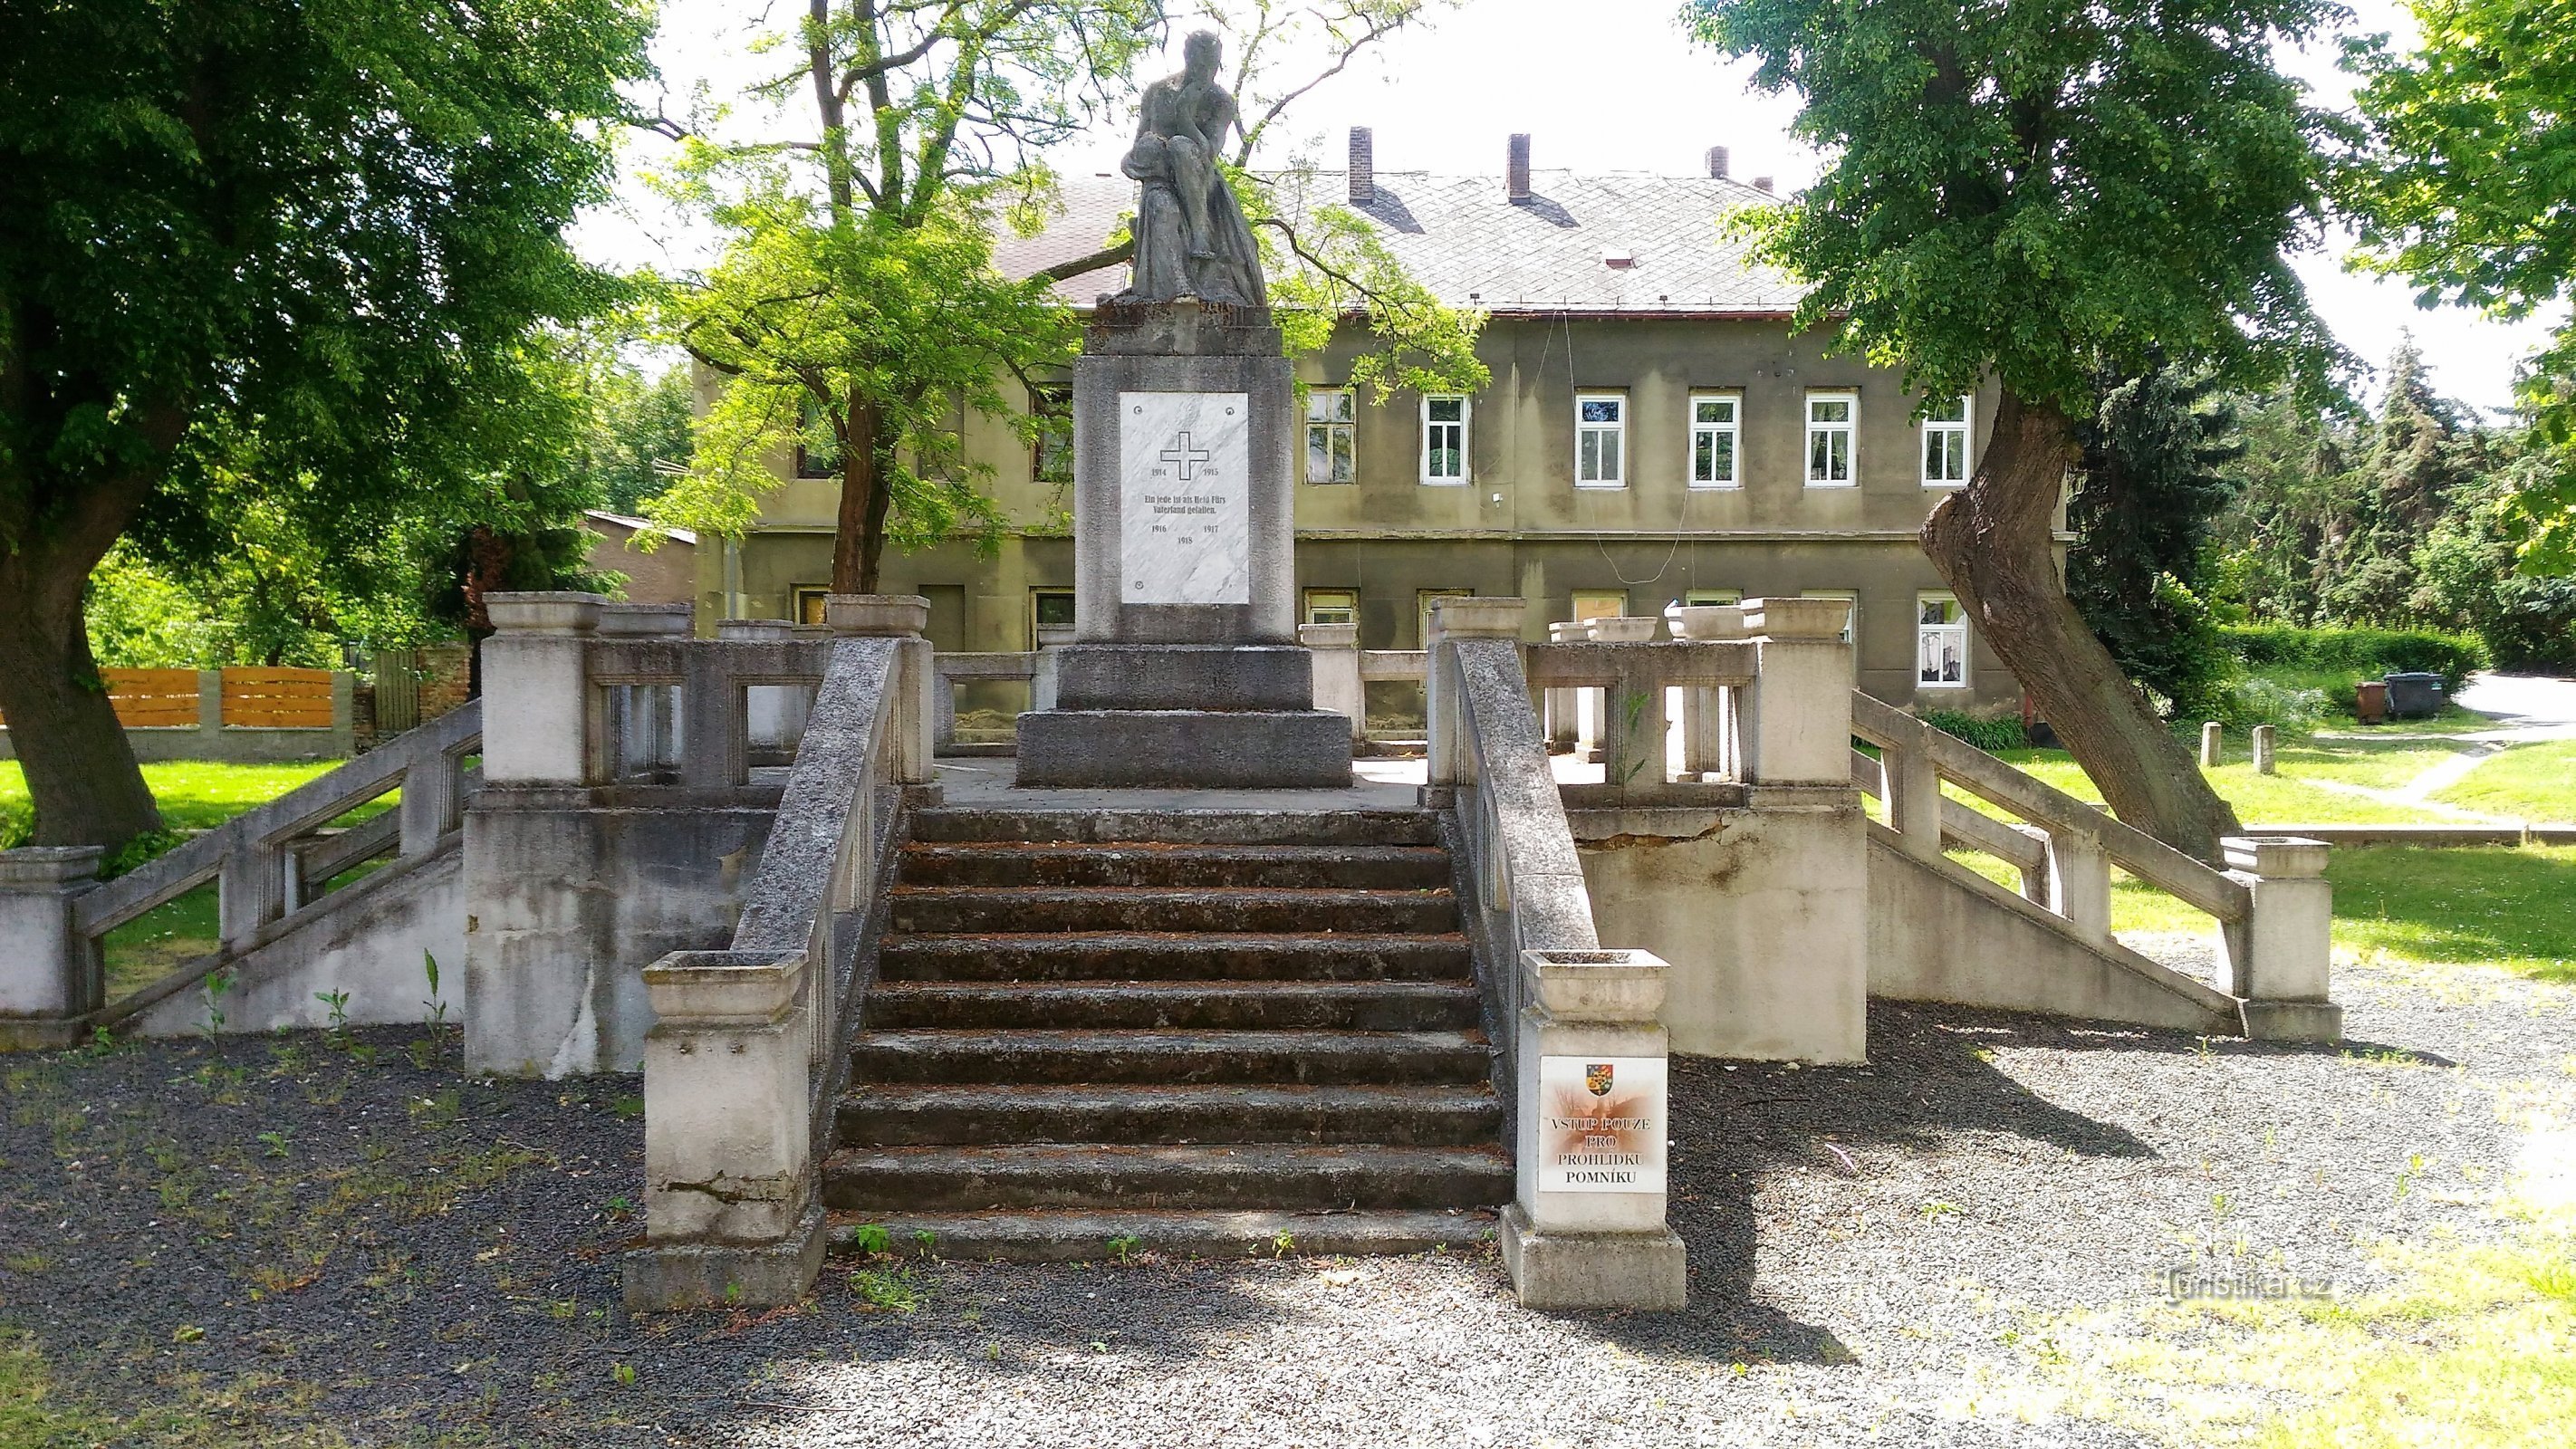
[622, 1205, 825, 1312]
[1499, 1204, 1688, 1310]
[1053, 644, 1314, 711]
[1014, 708, 1351, 788]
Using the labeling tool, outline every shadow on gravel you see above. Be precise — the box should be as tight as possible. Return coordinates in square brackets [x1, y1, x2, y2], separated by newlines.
[1572, 1001, 2178, 1366]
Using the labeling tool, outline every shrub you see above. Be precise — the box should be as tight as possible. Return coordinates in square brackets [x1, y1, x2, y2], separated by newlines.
[1919, 709, 2026, 753]
[2222, 677, 2330, 732]
[0, 804, 26, 851]
[2216, 625, 2485, 696]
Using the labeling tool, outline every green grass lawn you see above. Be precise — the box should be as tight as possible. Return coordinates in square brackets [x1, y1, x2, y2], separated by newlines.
[1976, 747, 2437, 826]
[2434, 740, 2576, 824]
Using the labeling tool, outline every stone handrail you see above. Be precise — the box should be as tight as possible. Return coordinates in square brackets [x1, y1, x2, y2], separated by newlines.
[626, 595, 935, 1311]
[1425, 601, 1600, 1075]
[1849, 691, 2340, 1039]
[931, 650, 1039, 754]
[1849, 692, 2252, 930]
[56, 700, 483, 1028]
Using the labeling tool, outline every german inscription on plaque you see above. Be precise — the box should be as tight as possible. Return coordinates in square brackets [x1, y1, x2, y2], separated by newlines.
[1120, 390, 1250, 605]
[1535, 1055, 1668, 1193]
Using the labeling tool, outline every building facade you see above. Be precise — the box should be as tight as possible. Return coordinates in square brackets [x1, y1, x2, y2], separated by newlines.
[682, 134, 2030, 711]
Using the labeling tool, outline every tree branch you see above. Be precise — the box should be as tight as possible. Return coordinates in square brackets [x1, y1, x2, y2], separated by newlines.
[1035, 238, 1133, 283]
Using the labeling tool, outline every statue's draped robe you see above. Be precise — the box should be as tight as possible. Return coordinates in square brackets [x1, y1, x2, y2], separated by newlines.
[1118, 106, 1266, 307]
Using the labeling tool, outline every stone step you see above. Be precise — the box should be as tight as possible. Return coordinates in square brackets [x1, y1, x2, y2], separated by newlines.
[851, 1028, 1494, 1087]
[908, 807, 1441, 848]
[821, 1142, 1513, 1213]
[866, 979, 1480, 1032]
[826, 1207, 1497, 1262]
[895, 841, 1453, 891]
[877, 932, 1475, 983]
[836, 1081, 1502, 1147]
[886, 885, 1458, 936]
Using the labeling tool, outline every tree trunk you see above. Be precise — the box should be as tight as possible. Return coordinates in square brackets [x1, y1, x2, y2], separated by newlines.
[0, 558, 164, 849]
[1923, 389, 2242, 861]
[831, 397, 886, 593]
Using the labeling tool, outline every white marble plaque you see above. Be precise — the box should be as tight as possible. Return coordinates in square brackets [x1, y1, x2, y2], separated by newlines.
[1535, 1056, 1668, 1194]
[1119, 390, 1250, 605]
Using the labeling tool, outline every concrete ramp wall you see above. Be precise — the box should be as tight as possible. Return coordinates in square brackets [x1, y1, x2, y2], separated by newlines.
[132, 845, 466, 1039]
[1867, 824, 2240, 1034]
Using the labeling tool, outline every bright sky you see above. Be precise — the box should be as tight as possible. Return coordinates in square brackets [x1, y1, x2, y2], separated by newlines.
[585, 0, 2563, 416]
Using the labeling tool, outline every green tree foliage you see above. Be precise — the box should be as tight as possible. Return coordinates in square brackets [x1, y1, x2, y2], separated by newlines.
[591, 363, 697, 515]
[2068, 364, 2244, 717]
[2215, 344, 2576, 668]
[642, 0, 1163, 593]
[0, 0, 652, 848]
[2345, 0, 2576, 570]
[1685, 0, 2347, 857]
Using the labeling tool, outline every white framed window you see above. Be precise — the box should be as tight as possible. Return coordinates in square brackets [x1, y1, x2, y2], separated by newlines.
[1303, 589, 1358, 626]
[1421, 395, 1469, 484]
[1688, 393, 1741, 488]
[1918, 593, 1968, 688]
[1805, 391, 1857, 486]
[1305, 388, 1356, 484]
[1921, 395, 1972, 486]
[1575, 392, 1626, 487]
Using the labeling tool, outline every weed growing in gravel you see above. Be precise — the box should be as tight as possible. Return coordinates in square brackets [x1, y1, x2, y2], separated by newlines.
[848, 1223, 891, 1256]
[848, 1267, 920, 1313]
[1919, 1200, 1962, 1224]
[1272, 1230, 1295, 1258]
[1108, 1233, 1142, 1262]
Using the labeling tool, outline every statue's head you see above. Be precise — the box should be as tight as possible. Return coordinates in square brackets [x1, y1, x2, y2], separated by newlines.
[1183, 29, 1221, 78]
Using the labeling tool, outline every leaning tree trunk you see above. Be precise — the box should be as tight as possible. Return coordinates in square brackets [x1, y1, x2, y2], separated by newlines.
[0, 551, 165, 850]
[1924, 390, 2242, 861]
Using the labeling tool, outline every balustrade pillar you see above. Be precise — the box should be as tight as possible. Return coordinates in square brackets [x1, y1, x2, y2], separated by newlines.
[1427, 597, 1526, 787]
[1736, 598, 1856, 787]
[2220, 836, 2341, 1041]
[1297, 621, 1364, 743]
[624, 949, 825, 1310]
[481, 592, 606, 785]
[0, 848, 103, 1034]
[2046, 828, 2114, 947]
[1502, 948, 1687, 1310]
[826, 595, 935, 787]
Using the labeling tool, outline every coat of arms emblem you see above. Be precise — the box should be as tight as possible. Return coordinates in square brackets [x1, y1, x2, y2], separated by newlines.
[1585, 1062, 1615, 1096]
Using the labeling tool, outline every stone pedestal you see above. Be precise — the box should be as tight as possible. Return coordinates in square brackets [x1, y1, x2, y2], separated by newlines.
[1501, 948, 1687, 1310]
[0, 848, 104, 1041]
[1015, 300, 1350, 789]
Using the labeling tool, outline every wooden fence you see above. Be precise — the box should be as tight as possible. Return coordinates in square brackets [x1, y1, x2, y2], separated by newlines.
[102, 669, 201, 728]
[217, 667, 334, 728]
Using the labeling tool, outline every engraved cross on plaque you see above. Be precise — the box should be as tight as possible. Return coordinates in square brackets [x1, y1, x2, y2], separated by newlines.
[1159, 432, 1212, 482]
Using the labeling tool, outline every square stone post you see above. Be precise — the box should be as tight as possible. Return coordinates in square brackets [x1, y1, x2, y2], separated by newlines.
[1735, 597, 1853, 787]
[195, 668, 224, 738]
[2252, 724, 2277, 775]
[624, 949, 826, 1310]
[1427, 597, 1525, 787]
[1584, 618, 1662, 791]
[2220, 836, 2341, 1042]
[481, 592, 606, 785]
[825, 594, 935, 788]
[328, 671, 356, 757]
[1502, 948, 1687, 1310]
[2200, 721, 2224, 769]
[0, 847, 104, 1035]
[1297, 622, 1365, 743]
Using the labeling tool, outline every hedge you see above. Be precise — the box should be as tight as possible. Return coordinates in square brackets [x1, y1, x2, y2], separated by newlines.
[2216, 626, 2485, 696]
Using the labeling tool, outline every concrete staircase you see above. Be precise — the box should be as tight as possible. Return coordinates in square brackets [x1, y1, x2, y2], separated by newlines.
[823, 805, 1511, 1260]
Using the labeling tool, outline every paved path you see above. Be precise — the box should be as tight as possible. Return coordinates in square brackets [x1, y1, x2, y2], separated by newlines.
[2454, 671, 2576, 734]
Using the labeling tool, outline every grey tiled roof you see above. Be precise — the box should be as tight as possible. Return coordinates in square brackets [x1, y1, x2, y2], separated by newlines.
[988, 169, 1806, 316]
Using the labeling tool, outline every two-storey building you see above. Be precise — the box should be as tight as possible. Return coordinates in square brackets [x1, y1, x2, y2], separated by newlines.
[673, 130, 2021, 710]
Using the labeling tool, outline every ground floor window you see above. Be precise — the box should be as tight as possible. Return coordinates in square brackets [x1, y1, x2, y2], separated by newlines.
[1031, 590, 1075, 642]
[1683, 588, 1741, 606]
[1303, 589, 1358, 627]
[793, 587, 831, 626]
[1570, 590, 1629, 625]
[1417, 589, 1474, 646]
[1918, 592, 1968, 686]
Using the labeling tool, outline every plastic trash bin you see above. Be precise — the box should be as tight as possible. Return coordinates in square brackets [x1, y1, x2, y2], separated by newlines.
[2354, 680, 2389, 724]
[2383, 671, 2444, 721]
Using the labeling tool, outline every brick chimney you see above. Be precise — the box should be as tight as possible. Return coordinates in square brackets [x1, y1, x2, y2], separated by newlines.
[1706, 146, 1729, 180]
[1348, 127, 1375, 205]
[1507, 133, 1532, 201]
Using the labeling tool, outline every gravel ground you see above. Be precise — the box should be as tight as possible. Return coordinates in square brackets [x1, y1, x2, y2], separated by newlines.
[3, 962, 2570, 1447]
